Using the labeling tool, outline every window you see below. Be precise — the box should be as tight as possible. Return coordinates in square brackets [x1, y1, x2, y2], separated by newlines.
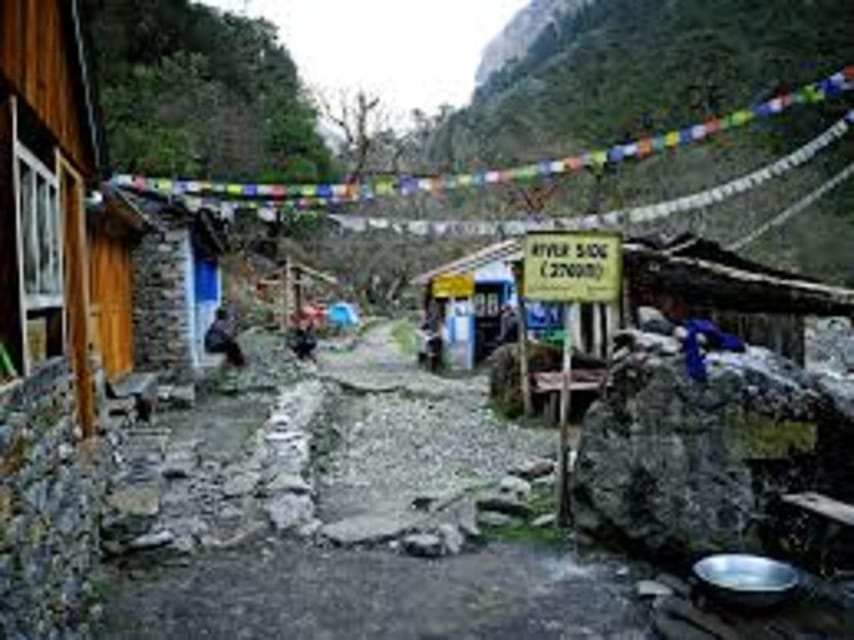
[16, 144, 62, 310]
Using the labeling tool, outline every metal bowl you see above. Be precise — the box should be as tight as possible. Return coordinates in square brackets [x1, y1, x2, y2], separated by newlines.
[693, 554, 801, 610]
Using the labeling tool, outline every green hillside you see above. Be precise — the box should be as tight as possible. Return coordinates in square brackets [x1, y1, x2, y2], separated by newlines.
[425, 0, 854, 285]
[84, 0, 335, 183]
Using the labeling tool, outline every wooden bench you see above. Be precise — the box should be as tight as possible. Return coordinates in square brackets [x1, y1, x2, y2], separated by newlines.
[783, 492, 854, 528]
[532, 369, 607, 423]
[107, 372, 159, 422]
[782, 492, 854, 574]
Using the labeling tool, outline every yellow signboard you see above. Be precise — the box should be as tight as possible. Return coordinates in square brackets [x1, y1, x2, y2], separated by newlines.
[523, 232, 622, 302]
[432, 273, 475, 299]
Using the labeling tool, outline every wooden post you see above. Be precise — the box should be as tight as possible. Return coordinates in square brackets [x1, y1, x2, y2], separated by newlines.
[557, 302, 575, 527]
[606, 302, 619, 357]
[592, 303, 604, 359]
[513, 262, 533, 418]
[61, 161, 95, 438]
[571, 303, 583, 352]
[281, 258, 291, 333]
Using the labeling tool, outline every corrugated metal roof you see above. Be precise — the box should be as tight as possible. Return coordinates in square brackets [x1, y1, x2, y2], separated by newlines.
[410, 240, 520, 285]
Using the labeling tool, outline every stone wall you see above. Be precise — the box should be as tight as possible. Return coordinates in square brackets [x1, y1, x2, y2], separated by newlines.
[0, 358, 110, 638]
[805, 316, 854, 376]
[133, 229, 194, 379]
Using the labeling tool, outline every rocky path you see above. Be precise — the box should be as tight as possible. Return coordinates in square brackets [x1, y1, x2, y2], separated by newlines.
[315, 321, 557, 540]
[102, 331, 321, 556]
[98, 322, 652, 639]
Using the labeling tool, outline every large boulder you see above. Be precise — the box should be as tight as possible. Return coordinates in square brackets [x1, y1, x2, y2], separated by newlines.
[571, 332, 854, 564]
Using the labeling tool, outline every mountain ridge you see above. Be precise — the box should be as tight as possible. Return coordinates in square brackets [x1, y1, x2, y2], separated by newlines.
[476, 0, 592, 87]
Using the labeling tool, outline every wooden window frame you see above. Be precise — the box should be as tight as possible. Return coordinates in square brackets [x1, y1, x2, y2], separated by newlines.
[10, 97, 68, 377]
[14, 140, 63, 311]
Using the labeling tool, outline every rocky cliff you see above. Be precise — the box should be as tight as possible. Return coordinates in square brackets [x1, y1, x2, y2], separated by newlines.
[475, 0, 590, 86]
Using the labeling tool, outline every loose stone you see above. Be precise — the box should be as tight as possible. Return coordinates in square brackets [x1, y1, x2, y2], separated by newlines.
[476, 494, 532, 518]
[402, 533, 444, 558]
[477, 511, 520, 528]
[498, 475, 532, 500]
[532, 514, 556, 528]
[438, 523, 465, 555]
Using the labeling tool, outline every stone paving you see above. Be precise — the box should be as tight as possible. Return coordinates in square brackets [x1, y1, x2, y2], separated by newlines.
[102, 330, 322, 556]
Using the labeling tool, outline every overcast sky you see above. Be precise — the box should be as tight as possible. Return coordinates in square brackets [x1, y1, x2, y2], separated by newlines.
[202, 0, 528, 120]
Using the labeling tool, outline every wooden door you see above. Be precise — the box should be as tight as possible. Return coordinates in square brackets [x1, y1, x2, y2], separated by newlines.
[61, 160, 94, 437]
[89, 231, 134, 380]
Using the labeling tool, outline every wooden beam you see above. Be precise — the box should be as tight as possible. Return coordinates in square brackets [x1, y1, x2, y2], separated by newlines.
[557, 302, 576, 528]
[60, 154, 95, 438]
[606, 302, 619, 357]
[514, 263, 533, 418]
[782, 492, 854, 528]
[626, 249, 854, 316]
[592, 303, 604, 359]
[570, 304, 582, 350]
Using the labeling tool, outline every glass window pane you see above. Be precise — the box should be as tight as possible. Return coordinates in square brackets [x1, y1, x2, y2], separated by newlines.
[19, 162, 38, 295]
[48, 187, 61, 295]
[36, 175, 50, 293]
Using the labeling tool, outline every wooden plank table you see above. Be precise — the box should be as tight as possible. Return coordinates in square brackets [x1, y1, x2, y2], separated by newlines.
[782, 491, 854, 575]
[532, 370, 606, 423]
[782, 492, 854, 528]
[532, 370, 606, 392]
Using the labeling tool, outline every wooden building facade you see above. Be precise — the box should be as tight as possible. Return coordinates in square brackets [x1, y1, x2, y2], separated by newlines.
[87, 187, 149, 381]
[0, 0, 103, 435]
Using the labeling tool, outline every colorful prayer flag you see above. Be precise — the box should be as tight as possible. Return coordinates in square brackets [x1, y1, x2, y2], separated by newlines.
[566, 156, 584, 171]
[590, 150, 608, 166]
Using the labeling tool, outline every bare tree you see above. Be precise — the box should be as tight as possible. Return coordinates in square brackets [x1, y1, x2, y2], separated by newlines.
[316, 88, 385, 182]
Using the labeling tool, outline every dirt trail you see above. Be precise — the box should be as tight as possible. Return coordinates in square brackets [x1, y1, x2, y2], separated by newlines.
[316, 321, 556, 523]
[99, 540, 650, 640]
[97, 323, 651, 639]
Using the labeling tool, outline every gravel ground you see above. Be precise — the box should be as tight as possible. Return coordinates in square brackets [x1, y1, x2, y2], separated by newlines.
[316, 322, 557, 520]
[97, 322, 652, 639]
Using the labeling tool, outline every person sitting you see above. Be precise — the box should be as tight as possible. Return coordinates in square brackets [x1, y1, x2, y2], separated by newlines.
[497, 304, 519, 345]
[204, 308, 246, 367]
[290, 316, 317, 362]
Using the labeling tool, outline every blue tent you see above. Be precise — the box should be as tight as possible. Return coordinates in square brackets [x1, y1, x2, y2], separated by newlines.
[327, 302, 360, 328]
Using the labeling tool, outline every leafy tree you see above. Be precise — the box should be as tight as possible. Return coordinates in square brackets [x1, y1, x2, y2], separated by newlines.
[84, 0, 335, 183]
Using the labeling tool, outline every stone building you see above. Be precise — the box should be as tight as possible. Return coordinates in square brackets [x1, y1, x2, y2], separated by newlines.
[130, 200, 229, 381]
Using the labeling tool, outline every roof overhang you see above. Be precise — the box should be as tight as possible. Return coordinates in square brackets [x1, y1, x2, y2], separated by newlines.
[412, 233, 854, 315]
[67, 0, 106, 177]
[411, 240, 520, 286]
[86, 184, 150, 237]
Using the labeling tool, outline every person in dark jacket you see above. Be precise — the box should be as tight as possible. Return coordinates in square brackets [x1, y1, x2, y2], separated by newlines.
[204, 308, 246, 367]
[290, 315, 317, 362]
[497, 304, 519, 345]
